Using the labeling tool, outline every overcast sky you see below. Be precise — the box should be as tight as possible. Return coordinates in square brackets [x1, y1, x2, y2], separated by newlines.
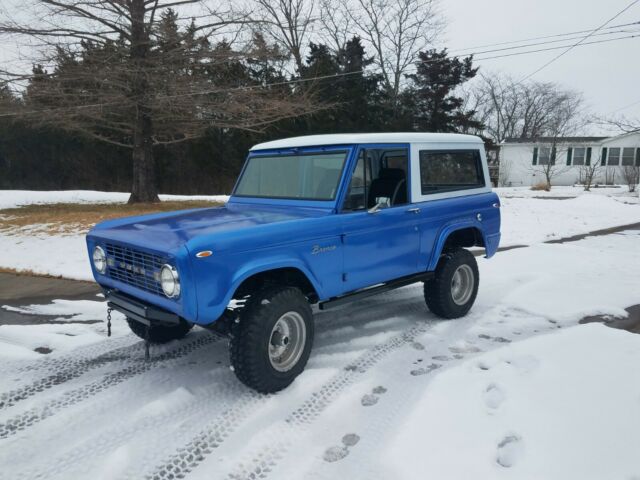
[442, 0, 640, 129]
[1, 0, 639, 132]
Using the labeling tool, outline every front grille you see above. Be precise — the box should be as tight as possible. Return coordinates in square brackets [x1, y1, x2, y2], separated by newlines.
[105, 243, 167, 296]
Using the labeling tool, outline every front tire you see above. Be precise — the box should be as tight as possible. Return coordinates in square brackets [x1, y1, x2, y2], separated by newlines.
[424, 248, 479, 319]
[126, 317, 193, 344]
[230, 287, 314, 393]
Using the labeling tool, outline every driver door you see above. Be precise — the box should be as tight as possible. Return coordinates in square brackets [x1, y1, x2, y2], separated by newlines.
[340, 147, 420, 291]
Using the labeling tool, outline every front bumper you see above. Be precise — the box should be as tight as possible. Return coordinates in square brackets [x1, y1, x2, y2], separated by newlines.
[106, 290, 181, 327]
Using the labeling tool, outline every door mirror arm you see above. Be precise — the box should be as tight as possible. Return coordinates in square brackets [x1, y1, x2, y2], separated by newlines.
[367, 202, 384, 214]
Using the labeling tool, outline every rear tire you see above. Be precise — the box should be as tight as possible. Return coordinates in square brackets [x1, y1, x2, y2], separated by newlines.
[230, 286, 314, 393]
[126, 317, 193, 344]
[424, 248, 479, 319]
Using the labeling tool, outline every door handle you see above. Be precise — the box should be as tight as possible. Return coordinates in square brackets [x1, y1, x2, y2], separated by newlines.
[406, 207, 421, 214]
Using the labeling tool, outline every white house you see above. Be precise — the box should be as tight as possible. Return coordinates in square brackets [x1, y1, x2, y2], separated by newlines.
[499, 131, 640, 187]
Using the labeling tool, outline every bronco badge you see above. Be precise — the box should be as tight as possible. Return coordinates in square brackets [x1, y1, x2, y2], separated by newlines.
[311, 244, 337, 255]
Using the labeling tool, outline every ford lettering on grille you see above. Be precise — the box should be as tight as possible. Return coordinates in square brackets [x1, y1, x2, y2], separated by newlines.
[105, 243, 166, 296]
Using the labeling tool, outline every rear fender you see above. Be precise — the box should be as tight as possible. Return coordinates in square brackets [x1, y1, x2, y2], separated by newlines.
[427, 222, 491, 271]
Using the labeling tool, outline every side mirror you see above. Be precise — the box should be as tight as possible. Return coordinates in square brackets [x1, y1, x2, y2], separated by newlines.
[367, 196, 390, 214]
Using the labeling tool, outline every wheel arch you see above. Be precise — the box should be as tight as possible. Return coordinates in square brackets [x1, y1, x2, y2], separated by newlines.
[428, 222, 487, 271]
[230, 262, 322, 304]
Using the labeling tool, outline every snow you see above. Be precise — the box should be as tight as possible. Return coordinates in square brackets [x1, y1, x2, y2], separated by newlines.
[1, 230, 638, 479]
[0, 299, 126, 360]
[0, 187, 638, 280]
[0, 189, 639, 479]
[387, 323, 640, 480]
[0, 190, 229, 209]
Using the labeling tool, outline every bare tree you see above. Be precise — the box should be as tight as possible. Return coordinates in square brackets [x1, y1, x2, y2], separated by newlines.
[472, 74, 586, 190]
[318, 0, 352, 54]
[474, 73, 586, 144]
[622, 165, 640, 192]
[251, 0, 315, 75]
[600, 114, 640, 134]
[579, 155, 603, 191]
[0, 1, 322, 203]
[498, 157, 513, 187]
[342, 0, 442, 114]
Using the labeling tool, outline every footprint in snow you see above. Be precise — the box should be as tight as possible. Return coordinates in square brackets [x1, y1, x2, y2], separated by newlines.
[449, 345, 482, 354]
[496, 434, 523, 468]
[361, 394, 378, 406]
[342, 433, 360, 447]
[478, 334, 511, 343]
[323, 446, 349, 463]
[361, 386, 388, 406]
[484, 383, 506, 410]
[323, 434, 361, 462]
[477, 360, 492, 371]
[411, 341, 425, 350]
[432, 355, 451, 361]
[410, 363, 441, 376]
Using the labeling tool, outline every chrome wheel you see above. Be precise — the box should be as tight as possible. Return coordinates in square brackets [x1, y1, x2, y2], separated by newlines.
[268, 311, 307, 372]
[451, 264, 475, 306]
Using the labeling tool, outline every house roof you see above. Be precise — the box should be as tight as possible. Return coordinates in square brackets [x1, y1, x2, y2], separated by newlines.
[503, 136, 608, 144]
[251, 133, 482, 150]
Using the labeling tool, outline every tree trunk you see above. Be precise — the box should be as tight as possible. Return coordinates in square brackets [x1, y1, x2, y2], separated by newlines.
[128, 0, 159, 204]
[129, 105, 159, 203]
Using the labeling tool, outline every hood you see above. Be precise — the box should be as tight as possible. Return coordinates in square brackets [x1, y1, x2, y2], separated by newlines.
[88, 203, 331, 252]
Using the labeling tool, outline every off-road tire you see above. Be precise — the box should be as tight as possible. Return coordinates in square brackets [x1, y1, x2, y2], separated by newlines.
[230, 286, 314, 393]
[126, 317, 194, 344]
[424, 248, 479, 319]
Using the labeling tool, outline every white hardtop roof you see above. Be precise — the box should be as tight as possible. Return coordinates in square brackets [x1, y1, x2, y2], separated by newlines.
[250, 133, 483, 151]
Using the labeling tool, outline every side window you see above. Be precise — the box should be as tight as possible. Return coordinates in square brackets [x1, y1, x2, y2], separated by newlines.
[343, 148, 409, 211]
[419, 150, 485, 195]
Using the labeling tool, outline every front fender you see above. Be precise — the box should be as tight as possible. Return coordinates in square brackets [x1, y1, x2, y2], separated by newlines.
[192, 254, 324, 325]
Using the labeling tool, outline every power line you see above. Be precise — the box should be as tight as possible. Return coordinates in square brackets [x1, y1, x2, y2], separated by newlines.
[608, 98, 640, 114]
[476, 33, 640, 61]
[466, 27, 640, 56]
[516, 0, 640, 84]
[448, 20, 640, 53]
[1, 27, 640, 118]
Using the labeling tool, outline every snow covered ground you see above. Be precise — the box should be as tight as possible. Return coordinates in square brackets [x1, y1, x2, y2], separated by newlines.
[0, 227, 639, 479]
[0, 187, 638, 280]
[0, 190, 229, 210]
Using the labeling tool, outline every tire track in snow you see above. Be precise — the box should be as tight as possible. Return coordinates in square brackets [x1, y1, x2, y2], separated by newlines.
[14, 294, 427, 480]
[144, 321, 431, 480]
[0, 332, 220, 440]
[0, 337, 147, 411]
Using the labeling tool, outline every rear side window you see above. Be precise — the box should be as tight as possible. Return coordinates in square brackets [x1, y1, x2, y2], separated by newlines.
[419, 150, 485, 194]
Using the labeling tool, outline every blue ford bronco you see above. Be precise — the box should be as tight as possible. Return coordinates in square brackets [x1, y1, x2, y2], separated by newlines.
[87, 133, 501, 392]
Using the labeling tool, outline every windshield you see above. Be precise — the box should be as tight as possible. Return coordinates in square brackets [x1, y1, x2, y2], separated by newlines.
[234, 151, 348, 200]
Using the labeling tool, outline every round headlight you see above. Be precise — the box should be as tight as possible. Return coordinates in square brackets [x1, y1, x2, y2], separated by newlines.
[93, 246, 107, 274]
[160, 264, 180, 298]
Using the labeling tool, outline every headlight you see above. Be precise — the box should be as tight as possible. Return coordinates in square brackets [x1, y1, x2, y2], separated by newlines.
[160, 264, 180, 298]
[92, 246, 107, 274]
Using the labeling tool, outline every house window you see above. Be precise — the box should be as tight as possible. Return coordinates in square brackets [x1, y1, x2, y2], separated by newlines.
[419, 150, 485, 194]
[621, 147, 635, 166]
[572, 147, 586, 165]
[607, 148, 620, 166]
[538, 147, 552, 165]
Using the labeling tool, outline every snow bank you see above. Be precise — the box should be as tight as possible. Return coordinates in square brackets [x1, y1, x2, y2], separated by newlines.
[0, 190, 229, 209]
[499, 193, 640, 246]
[495, 185, 638, 200]
[387, 323, 640, 480]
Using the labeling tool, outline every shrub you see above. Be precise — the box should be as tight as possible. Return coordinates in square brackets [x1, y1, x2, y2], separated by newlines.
[530, 182, 550, 191]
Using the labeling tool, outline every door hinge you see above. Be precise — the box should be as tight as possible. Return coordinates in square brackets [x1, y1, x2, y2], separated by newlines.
[342, 273, 348, 282]
[340, 233, 346, 244]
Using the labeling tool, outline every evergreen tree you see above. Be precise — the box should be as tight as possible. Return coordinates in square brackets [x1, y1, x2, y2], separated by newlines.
[403, 49, 483, 132]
